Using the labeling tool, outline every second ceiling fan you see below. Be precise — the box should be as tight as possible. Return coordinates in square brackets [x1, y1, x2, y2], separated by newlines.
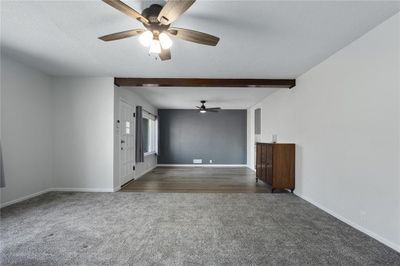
[99, 0, 220, 61]
[196, 101, 221, 113]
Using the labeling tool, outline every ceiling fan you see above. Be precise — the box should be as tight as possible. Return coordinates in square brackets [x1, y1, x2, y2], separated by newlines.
[196, 100, 221, 113]
[99, 0, 220, 61]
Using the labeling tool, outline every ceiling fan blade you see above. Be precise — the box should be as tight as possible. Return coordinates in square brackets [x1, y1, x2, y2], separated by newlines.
[168, 27, 219, 46]
[158, 0, 196, 25]
[159, 48, 171, 61]
[99, 29, 144, 41]
[103, 0, 149, 25]
[195, 106, 201, 109]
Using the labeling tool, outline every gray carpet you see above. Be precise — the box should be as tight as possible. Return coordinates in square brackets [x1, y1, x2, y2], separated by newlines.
[1, 192, 399, 265]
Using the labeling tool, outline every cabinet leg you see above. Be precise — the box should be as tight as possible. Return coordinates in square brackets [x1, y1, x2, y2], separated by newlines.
[256, 177, 258, 183]
[291, 189, 294, 193]
[271, 188, 274, 193]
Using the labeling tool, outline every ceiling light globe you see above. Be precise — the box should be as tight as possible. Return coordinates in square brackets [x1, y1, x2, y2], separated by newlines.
[139, 31, 153, 47]
[149, 39, 161, 54]
[200, 110, 206, 113]
[159, 32, 172, 49]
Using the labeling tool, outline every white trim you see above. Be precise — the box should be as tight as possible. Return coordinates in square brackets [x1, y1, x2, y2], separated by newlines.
[247, 165, 256, 172]
[51, 188, 115, 193]
[0, 188, 52, 208]
[144, 151, 156, 157]
[1, 187, 118, 208]
[157, 164, 248, 168]
[135, 165, 157, 180]
[294, 192, 400, 253]
[143, 111, 155, 121]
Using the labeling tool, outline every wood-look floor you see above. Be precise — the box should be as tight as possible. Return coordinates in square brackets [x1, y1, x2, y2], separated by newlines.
[120, 167, 277, 193]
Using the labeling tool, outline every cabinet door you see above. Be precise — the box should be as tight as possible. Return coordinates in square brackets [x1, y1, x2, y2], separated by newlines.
[256, 144, 262, 178]
[266, 144, 273, 185]
[272, 144, 295, 189]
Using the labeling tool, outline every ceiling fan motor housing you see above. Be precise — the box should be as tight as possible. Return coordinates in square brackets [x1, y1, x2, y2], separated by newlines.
[142, 4, 170, 33]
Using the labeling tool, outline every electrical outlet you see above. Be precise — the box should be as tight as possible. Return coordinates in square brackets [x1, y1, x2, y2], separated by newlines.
[209, 160, 213, 164]
[193, 159, 202, 164]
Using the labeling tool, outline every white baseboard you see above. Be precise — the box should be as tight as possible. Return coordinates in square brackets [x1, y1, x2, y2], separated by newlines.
[51, 187, 115, 192]
[1, 187, 117, 208]
[247, 165, 256, 172]
[1, 171, 157, 208]
[0, 188, 52, 208]
[294, 192, 400, 253]
[157, 164, 247, 168]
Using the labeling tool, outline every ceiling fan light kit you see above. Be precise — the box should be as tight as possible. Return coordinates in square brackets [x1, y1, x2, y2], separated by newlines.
[159, 33, 172, 49]
[149, 39, 162, 54]
[99, 0, 220, 61]
[139, 31, 172, 53]
[139, 30, 153, 47]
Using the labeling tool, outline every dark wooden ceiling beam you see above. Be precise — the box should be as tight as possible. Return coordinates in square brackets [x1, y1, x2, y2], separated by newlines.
[114, 78, 296, 89]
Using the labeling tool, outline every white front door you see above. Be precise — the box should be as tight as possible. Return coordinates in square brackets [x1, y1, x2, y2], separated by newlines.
[119, 100, 135, 186]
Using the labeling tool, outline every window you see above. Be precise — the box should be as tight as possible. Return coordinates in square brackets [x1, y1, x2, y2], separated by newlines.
[254, 108, 261, 135]
[143, 118, 150, 153]
[125, 121, 131, 134]
[143, 114, 157, 155]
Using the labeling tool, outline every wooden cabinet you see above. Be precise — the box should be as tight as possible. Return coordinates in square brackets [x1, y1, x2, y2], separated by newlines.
[256, 143, 295, 193]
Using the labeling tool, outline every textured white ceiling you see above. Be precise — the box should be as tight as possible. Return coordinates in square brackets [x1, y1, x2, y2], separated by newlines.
[1, 1, 399, 109]
[127, 86, 280, 109]
[1, 1, 399, 78]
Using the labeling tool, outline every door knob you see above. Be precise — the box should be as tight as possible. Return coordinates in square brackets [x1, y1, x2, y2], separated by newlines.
[121, 140, 125, 144]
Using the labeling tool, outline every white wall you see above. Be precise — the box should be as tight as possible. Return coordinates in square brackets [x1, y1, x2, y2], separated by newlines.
[1, 56, 53, 205]
[52, 77, 114, 191]
[0, 57, 156, 202]
[113, 87, 157, 189]
[248, 13, 400, 251]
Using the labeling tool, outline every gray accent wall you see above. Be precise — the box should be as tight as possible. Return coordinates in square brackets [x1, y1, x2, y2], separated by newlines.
[158, 110, 247, 164]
